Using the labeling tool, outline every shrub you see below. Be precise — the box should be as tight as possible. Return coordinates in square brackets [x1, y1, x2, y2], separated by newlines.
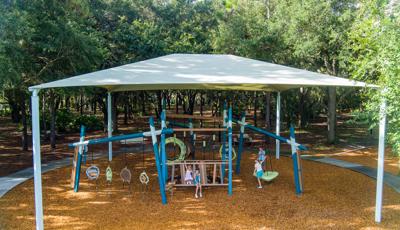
[56, 109, 75, 132]
[73, 115, 103, 131]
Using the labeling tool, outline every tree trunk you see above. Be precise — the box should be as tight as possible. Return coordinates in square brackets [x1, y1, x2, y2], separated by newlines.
[298, 88, 305, 128]
[112, 93, 119, 133]
[188, 91, 197, 115]
[99, 97, 107, 133]
[21, 95, 28, 151]
[254, 92, 258, 127]
[65, 96, 70, 111]
[42, 94, 47, 139]
[264, 92, 271, 130]
[80, 93, 84, 115]
[124, 95, 128, 125]
[327, 87, 336, 144]
[93, 100, 97, 115]
[175, 92, 179, 114]
[167, 92, 171, 110]
[50, 92, 57, 149]
[5, 89, 20, 123]
[141, 92, 146, 115]
[156, 91, 162, 118]
[200, 92, 204, 116]
[264, 92, 271, 144]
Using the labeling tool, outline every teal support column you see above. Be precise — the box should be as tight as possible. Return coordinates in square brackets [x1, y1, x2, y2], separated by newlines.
[189, 118, 195, 159]
[74, 125, 86, 192]
[235, 112, 246, 174]
[290, 125, 303, 195]
[149, 117, 167, 204]
[228, 106, 233, 195]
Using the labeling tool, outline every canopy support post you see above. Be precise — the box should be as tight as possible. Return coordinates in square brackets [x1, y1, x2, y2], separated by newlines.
[107, 92, 112, 161]
[276, 92, 281, 159]
[31, 89, 44, 230]
[375, 97, 387, 223]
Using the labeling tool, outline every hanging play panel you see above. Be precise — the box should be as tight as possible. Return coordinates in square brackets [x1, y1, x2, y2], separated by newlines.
[164, 137, 187, 162]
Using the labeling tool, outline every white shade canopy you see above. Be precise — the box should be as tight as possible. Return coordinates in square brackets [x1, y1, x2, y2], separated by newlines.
[29, 54, 374, 92]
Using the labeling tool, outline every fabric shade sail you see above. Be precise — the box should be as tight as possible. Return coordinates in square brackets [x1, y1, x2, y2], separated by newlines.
[29, 54, 374, 92]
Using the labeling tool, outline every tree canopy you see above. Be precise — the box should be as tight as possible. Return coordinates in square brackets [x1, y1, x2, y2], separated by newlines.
[0, 0, 399, 154]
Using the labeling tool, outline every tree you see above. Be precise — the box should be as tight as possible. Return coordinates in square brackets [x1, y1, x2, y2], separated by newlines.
[344, 0, 400, 156]
[268, 0, 358, 143]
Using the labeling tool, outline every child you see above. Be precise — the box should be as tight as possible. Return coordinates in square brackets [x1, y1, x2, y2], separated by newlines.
[184, 164, 193, 184]
[254, 160, 263, 188]
[258, 148, 266, 170]
[194, 169, 202, 198]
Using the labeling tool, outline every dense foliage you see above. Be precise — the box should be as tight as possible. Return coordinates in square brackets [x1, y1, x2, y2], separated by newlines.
[0, 0, 398, 154]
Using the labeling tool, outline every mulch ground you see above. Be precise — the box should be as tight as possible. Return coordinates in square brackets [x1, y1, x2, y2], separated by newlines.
[0, 150, 399, 230]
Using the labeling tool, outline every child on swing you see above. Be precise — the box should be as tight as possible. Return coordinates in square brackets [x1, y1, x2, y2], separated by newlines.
[254, 159, 263, 188]
[184, 163, 193, 184]
[194, 169, 202, 198]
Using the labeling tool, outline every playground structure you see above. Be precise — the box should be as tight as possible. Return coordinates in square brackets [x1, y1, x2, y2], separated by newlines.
[69, 101, 308, 203]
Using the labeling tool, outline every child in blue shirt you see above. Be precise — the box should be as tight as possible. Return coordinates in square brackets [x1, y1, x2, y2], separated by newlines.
[194, 169, 202, 198]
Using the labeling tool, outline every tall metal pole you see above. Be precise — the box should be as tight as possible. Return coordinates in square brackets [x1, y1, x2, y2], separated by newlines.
[107, 92, 112, 161]
[276, 92, 281, 159]
[375, 98, 387, 223]
[31, 89, 44, 230]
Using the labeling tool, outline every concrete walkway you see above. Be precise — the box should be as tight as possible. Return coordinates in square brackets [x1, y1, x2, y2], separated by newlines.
[0, 146, 147, 198]
[302, 155, 400, 193]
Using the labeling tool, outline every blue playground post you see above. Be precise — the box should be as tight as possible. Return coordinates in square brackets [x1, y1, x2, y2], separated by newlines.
[161, 111, 167, 183]
[228, 106, 233, 195]
[290, 125, 303, 195]
[74, 125, 86, 192]
[82, 127, 87, 164]
[188, 118, 195, 159]
[149, 117, 167, 204]
[221, 102, 227, 179]
[235, 112, 246, 174]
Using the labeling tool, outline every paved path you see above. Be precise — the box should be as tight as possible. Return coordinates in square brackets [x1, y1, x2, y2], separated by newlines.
[0, 146, 148, 198]
[301, 155, 400, 193]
